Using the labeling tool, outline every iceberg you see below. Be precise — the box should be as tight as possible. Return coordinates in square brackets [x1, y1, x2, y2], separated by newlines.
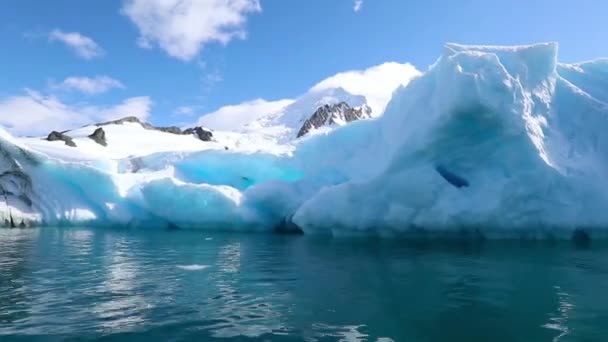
[2, 43, 608, 238]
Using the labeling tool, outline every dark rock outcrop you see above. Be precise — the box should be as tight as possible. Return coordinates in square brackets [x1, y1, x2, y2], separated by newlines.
[94, 116, 213, 142]
[183, 126, 213, 141]
[46, 131, 76, 147]
[96, 116, 145, 127]
[156, 126, 183, 135]
[297, 102, 372, 138]
[88, 127, 107, 146]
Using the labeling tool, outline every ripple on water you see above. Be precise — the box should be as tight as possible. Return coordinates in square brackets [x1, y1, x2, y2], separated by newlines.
[1, 228, 608, 341]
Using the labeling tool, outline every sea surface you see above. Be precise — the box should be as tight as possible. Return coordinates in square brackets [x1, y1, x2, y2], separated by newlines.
[1, 227, 608, 341]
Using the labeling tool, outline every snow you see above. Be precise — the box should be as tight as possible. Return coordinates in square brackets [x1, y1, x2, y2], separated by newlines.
[3, 43, 608, 238]
[19, 122, 293, 165]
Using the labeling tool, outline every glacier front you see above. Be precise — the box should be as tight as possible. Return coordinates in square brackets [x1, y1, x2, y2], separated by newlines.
[2, 42, 608, 238]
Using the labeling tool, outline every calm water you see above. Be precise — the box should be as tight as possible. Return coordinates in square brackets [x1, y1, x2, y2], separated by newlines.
[1, 228, 608, 341]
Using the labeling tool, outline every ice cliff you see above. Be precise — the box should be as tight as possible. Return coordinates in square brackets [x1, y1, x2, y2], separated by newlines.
[2, 43, 608, 238]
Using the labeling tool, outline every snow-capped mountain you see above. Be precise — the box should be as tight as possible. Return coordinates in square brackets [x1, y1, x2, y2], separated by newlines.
[296, 102, 371, 138]
[270, 87, 369, 129]
[14, 88, 373, 164]
[202, 86, 372, 142]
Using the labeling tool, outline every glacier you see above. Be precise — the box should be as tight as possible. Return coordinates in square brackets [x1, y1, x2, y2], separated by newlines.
[3, 42, 608, 238]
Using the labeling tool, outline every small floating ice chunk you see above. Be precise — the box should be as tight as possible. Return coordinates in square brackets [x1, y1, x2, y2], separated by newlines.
[176, 264, 210, 271]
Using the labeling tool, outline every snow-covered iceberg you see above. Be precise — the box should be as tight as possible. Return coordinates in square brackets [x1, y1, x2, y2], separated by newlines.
[3, 43, 608, 238]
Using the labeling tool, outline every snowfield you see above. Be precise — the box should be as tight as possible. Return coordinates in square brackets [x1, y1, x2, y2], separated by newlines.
[2, 43, 608, 238]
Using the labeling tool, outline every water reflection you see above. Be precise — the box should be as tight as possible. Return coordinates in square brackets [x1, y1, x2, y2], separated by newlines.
[208, 241, 288, 338]
[0, 229, 37, 328]
[93, 237, 147, 332]
[542, 286, 574, 341]
[0, 229, 607, 341]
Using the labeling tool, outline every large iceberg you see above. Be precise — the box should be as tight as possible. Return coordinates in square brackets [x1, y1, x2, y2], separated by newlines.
[2, 43, 608, 238]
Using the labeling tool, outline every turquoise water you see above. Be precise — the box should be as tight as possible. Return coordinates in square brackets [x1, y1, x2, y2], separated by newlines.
[1, 228, 608, 341]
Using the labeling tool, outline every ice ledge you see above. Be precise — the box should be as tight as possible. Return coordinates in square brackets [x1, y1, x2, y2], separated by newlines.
[441, 42, 559, 89]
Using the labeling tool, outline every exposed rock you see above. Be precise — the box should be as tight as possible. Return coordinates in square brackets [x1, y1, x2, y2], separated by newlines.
[94, 116, 213, 142]
[156, 126, 183, 134]
[88, 127, 107, 146]
[183, 126, 213, 141]
[297, 102, 372, 138]
[96, 116, 145, 127]
[46, 131, 76, 147]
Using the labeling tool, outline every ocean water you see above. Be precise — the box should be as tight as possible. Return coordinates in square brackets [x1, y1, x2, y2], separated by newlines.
[1, 228, 608, 341]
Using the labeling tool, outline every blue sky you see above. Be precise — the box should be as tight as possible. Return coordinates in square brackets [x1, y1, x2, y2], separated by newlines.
[1, 0, 607, 134]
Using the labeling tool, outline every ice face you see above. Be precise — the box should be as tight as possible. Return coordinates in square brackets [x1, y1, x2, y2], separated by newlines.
[292, 43, 608, 236]
[4, 43, 608, 238]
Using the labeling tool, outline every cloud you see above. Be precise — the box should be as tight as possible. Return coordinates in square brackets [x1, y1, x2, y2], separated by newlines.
[121, 0, 261, 61]
[53, 76, 125, 95]
[353, 0, 363, 12]
[0, 90, 151, 136]
[48, 29, 104, 59]
[310, 62, 421, 114]
[94, 96, 151, 122]
[173, 105, 199, 116]
[198, 98, 294, 131]
[204, 70, 223, 87]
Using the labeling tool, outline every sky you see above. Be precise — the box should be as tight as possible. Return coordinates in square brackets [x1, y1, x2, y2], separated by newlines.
[1, 0, 608, 135]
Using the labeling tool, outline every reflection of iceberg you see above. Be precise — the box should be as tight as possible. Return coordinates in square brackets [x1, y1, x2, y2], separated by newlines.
[208, 242, 288, 338]
[93, 238, 147, 331]
[3, 43, 608, 237]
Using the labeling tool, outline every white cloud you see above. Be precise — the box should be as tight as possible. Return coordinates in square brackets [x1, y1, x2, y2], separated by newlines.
[48, 29, 104, 59]
[0, 90, 151, 136]
[173, 105, 199, 116]
[353, 0, 363, 12]
[94, 96, 151, 122]
[121, 0, 261, 61]
[310, 62, 421, 114]
[198, 98, 294, 131]
[53, 76, 125, 95]
[204, 70, 224, 87]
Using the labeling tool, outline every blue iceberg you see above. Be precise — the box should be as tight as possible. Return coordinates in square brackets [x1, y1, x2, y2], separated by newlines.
[3, 43, 608, 238]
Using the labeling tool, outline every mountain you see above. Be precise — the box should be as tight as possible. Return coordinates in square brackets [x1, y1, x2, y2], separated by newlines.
[201, 87, 371, 142]
[270, 87, 368, 129]
[296, 102, 372, 138]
